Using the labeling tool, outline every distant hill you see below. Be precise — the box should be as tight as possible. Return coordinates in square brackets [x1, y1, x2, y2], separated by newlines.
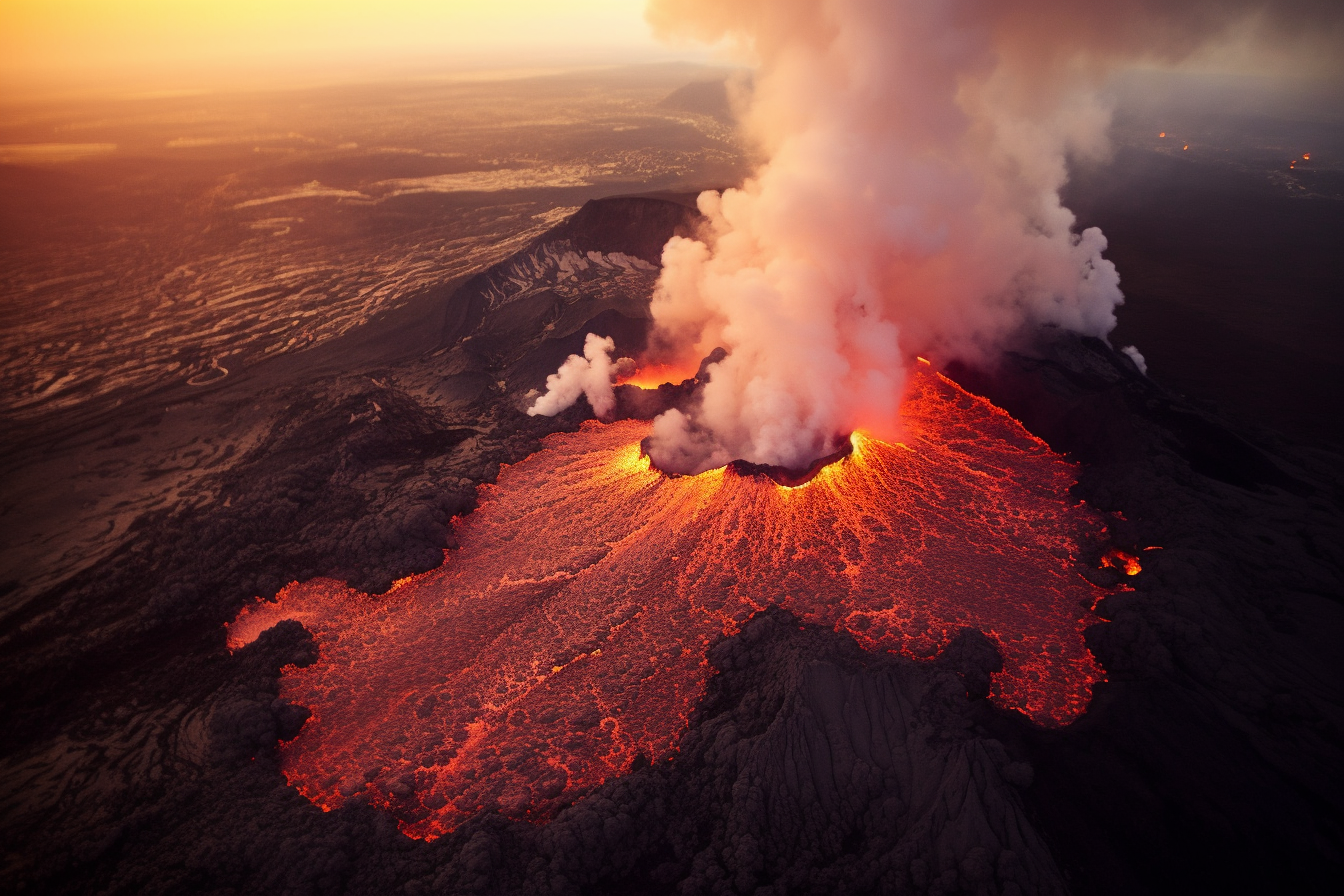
[659, 79, 736, 122]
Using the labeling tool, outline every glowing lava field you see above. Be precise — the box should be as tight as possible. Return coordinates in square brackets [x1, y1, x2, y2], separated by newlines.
[229, 365, 1111, 838]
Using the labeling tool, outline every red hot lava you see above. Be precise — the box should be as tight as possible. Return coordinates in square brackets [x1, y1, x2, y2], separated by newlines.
[228, 366, 1110, 838]
[615, 361, 699, 390]
[1102, 548, 1142, 576]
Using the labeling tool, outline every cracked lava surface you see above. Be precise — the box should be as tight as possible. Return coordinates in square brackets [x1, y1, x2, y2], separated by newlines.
[227, 365, 1109, 838]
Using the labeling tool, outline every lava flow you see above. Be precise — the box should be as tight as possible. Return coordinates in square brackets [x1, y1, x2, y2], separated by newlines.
[228, 365, 1110, 838]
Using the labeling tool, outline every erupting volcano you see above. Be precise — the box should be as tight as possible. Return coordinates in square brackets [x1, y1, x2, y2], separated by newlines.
[228, 364, 1114, 839]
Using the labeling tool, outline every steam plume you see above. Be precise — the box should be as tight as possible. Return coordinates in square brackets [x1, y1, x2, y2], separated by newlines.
[639, 0, 1340, 473]
[528, 332, 619, 419]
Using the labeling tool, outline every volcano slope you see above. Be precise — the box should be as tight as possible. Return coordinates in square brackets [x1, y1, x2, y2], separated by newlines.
[1, 195, 1342, 896]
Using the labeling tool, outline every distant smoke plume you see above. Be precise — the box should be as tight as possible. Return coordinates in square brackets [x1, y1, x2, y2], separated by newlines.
[528, 332, 620, 419]
[638, 0, 1339, 473]
[1120, 345, 1148, 375]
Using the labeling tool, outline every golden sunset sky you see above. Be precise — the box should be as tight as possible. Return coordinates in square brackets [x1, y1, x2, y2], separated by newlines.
[3, 1, 1339, 102]
[1, 0, 687, 97]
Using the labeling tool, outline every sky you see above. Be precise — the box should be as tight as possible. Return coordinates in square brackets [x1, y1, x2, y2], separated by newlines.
[0, 0, 694, 97]
[2, 1, 1339, 102]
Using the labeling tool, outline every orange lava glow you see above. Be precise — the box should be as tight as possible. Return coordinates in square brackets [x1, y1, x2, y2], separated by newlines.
[228, 367, 1111, 838]
[1101, 548, 1142, 576]
[1159, 132, 1166, 138]
[1304, 152, 1311, 160]
[616, 362, 698, 389]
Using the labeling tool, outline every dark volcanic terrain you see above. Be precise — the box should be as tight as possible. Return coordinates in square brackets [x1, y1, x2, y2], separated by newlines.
[2, 174, 1343, 892]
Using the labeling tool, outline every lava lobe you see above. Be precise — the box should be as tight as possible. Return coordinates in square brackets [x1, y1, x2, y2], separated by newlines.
[228, 366, 1110, 838]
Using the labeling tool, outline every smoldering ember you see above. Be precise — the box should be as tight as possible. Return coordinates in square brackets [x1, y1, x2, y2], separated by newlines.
[2, 3, 1344, 896]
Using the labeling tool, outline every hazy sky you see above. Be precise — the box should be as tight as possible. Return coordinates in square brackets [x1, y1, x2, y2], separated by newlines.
[1, 0, 692, 96]
[3, 1, 1340, 102]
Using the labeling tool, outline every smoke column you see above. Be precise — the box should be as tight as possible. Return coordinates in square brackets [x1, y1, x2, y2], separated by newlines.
[528, 332, 620, 419]
[638, 0, 1338, 473]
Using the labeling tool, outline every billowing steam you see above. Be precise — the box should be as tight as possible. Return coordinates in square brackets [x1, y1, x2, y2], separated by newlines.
[532, 0, 1341, 472]
[527, 332, 621, 419]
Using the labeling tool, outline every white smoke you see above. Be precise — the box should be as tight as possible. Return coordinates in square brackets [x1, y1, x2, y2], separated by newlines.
[1121, 345, 1148, 375]
[527, 332, 620, 419]
[638, 0, 1339, 473]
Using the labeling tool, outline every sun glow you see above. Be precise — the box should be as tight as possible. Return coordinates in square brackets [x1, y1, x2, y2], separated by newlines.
[1, 0, 672, 95]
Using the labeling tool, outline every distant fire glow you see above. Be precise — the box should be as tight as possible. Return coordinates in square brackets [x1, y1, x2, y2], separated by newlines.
[1102, 548, 1142, 576]
[229, 367, 1111, 838]
[615, 362, 697, 390]
[1159, 132, 1166, 138]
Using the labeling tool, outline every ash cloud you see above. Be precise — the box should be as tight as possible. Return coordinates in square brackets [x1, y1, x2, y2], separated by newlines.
[637, 0, 1343, 474]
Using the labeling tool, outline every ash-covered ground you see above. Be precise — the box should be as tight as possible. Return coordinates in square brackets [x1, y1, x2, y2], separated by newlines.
[2, 144, 1343, 893]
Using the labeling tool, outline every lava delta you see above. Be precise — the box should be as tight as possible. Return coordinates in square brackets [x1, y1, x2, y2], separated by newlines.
[229, 364, 1111, 839]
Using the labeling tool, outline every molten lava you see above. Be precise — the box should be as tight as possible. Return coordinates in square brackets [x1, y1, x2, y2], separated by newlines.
[1102, 548, 1142, 576]
[615, 362, 698, 390]
[228, 367, 1110, 838]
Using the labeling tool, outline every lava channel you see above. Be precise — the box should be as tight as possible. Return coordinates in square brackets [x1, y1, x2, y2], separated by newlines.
[228, 365, 1110, 838]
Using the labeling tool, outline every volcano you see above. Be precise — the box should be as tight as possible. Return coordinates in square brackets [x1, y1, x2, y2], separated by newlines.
[227, 364, 1112, 837]
[3, 191, 1342, 896]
